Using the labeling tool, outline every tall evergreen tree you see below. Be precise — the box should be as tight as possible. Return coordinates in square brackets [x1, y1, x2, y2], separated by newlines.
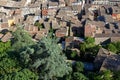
[12, 26, 35, 52]
[20, 36, 72, 80]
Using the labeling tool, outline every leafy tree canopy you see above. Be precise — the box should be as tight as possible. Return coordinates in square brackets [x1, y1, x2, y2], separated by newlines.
[74, 62, 84, 72]
[85, 37, 95, 44]
[0, 69, 38, 80]
[19, 36, 72, 80]
[0, 41, 11, 58]
[107, 43, 117, 53]
[0, 57, 21, 76]
[80, 43, 86, 52]
[12, 26, 35, 52]
[73, 72, 88, 80]
[113, 70, 120, 80]
[70, 50, 77, 59]
[94, 70, 113, 80]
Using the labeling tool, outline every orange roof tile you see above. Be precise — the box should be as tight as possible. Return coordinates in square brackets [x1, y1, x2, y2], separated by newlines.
[42, 9, 48, 16]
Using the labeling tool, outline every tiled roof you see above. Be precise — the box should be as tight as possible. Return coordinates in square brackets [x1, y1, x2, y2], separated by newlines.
[95, 33, 120, 38]
[2, 0, 25, 8]
[42, 9, 48, 16]
[65, 36, 74, 43]
[0, 33, 3, 38]
[1, 32, 12, 42]
[43, 22, 50, 30]
[52, 20, 60, 29]
[35, 29, 48, 40]
[48, 1, 58, 6]
[100, 54, 120, 71]
[0, 22, 9, 29]
[94, 48, 114, 70]
[55, 28, 67, 37]
[24, 25, 38, 32]
[0, 1, 7, 6]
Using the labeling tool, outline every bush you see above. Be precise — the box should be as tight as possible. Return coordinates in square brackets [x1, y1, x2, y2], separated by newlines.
[107, 43, 117, 53]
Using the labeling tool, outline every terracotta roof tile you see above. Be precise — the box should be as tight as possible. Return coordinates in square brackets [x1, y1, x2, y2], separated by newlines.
[0, 23, 9, 29]
[0, 33, 3, 38]
[1, 32, 12, 42]
[42, 9, 48, 16]
[55, 28, 67, 37]
[65, 36, 74, 43]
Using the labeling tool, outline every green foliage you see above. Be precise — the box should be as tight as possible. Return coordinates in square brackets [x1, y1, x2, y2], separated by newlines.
[58, 73, 72, 80]
[34, 22, 43, 30]
[0, 57, 21, 75]
[103, 41, 120, 53]
[0, 27, 39, 80]
[64, 74, 72, 80]
[73, 72, 88, 80]
[84, 37, 95, 49]
[87, 72, 96, 80]
[107, 43, 117, 53]
[114, 42, 120, 53]
[0, 41, 11, 57]
[0, 41, 21, 77]
[80, 43, 86, 52]
[113, 70, 120, 80]
[74, 62, 84, 72]
[49, 27, 54, 38]
[34, 36, 72, 79]
[94, 70, 113, 80]
[107, 42, 120, 54]
[79, 37, 96, 53]
[70, 50, 77, 58]
[12, 27, 35, 52]
[20, 47, 34, 66]
[85, 37, 95, 44]
[19, 36, 72, 80]
[0, 69, 38, 80]
[87, 45, 102, 56]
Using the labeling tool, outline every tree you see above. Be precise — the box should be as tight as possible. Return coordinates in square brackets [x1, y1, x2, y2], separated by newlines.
[63, 74, 72, 80]
[85, 37, 95, 44]
[84, 37, 95, 49]
[19, 36, 72, 80]
[0, 41, 11, 58]
[73, 72, 88, 80]
[94, 70, 113, 80]
[107, 43, 117, 53]
[0, 69, 38, 80]
[0, 27, 38, 80]
[87, 72, 96, 80]
[88, 45, 101, 56]
[0, 57, 21, 76]
[19, 47, 34, 67]
[12, 27, 35, 52]
[101, 70, 113, 80]
[80, 43, 86, 52]
[113, 70, 120, 80]
[58, 73, 72, 80]
[0, 41, 20, 76]
[74, 62, 84, 72]
[113, 42, 120, 53]
[70, 50, 77, 59]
